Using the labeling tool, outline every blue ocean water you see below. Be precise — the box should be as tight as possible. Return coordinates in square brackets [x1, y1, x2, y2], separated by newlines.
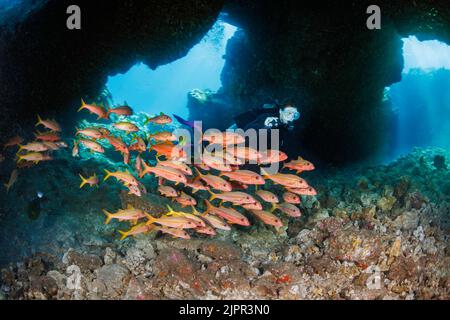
[106, 20, 237, 119]
[386, 36, 450, 160]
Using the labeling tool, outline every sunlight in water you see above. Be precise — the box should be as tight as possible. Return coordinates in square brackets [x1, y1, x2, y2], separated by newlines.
[402, 36, 450, 73]
[106, 20, 238, 119]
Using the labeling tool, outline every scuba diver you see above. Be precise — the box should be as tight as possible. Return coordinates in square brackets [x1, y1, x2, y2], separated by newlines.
[227, 100, 300, 147]
[173, 99, 300, 147]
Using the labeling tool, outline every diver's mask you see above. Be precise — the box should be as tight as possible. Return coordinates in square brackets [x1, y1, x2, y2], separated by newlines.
[280, 106, 300, 124]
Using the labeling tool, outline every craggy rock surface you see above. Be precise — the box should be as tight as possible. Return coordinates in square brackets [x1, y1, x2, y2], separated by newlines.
[1, 147, 448, 300]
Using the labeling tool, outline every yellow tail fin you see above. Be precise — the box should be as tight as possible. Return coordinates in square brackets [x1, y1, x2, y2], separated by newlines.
[102, 209, 113, 224]
[17, 144, 24, 151]
[79, 174, 88, 188]
[35, 114, 42, 127]
[118, 230, 128, 241]
[207, 189, 216, 201]
[103, 169, 112, 181]
[78, 98, 86, 112]
[270, 203, 277, 213]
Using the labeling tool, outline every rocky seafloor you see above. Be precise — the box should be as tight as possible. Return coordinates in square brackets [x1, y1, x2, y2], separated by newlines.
[0, 146, 448, 300]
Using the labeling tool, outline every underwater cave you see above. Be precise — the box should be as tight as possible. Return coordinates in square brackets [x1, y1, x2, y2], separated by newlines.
[0, 0, 449, 302]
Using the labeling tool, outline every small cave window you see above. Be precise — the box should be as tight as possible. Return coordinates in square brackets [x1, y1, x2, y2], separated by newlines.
[106, 18, 238, 119]
[385, 36, 450, 159]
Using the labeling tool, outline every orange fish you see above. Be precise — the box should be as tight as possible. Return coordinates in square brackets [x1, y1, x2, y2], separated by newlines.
[283, 157, 315, 173]
[118, 222, 154, 240]
[226, 146, 261, 162]
[3, 136, 23, 149]
[149, 141, 186, 160]
[79, 173, 99, 188]
[34, 131, 60, 142]
[103, 169, 139, 186]
[272, 202, 301, 217]
[194, 167, 232, 192]
[18, 142, 50, 152]
[4, 169, 18, 193]
[194, 163, 211, 171]
[140, 162, 187, 184]
[220, 170, 265, 185]
[202, 152, 232, 172]
[174, 191, 197, 207]
[250, 209, 283, 227]
[258, 149, 288, 164]
[202, 131, 245, 145]
[155, 226, 190, 239]
[144, 112, 172, 125]
[42, 141, 61, 151]
[104, 135, 129, 154]
[242, 201, 263, 210]
[156, 157, 192, 175]
[103, 205, 150, 224]
[78, 98, 109, 120]
[76, 127, 103, 139]
[158, 185, 178, 198]
[255, 190, 279, 203]
[146, 215, 197, 229]
[192, 206, 231, 231]
[79, 138, 105, 153]
[165, 205, 205, 227]
[204, 200, 250, 226]
[107, 105, 133, 118]
[286, 186, 317, 196]
[35, 115, 61, 132]
[194, 225, 216, 236]
[129, 136, 147, 153]
[148, 131, 177, 142]
[260, 168, 308, 189]
[229, 180, 248, 190]
[209, 190, 256, 205]
[98, 127, 111, 137]
[16, 152, 52, 164]
[184, 177, 209, 193]
[113, 121, 139, 133]
[282, 192, 301, 204]
[134, 154, 143, 173]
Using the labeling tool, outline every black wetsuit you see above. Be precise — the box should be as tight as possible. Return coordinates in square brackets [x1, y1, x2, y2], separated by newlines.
[233, 107, 292, 147]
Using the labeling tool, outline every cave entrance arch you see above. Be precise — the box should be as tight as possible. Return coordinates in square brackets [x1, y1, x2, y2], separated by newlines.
[105, 17, 237, 120]
[385, 36, 450, 160]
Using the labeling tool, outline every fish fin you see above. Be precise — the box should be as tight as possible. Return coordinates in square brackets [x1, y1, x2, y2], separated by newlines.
[207, 189, 216, 201]
[270, 203, 277, 213]
[118, 230, 128, 241]
[35, 114, 42, 127]
[103, 169, 112, 181]
[255, 184, 259, 191]
[79, 174, 88, 188]
[17, 144, 24, 151]
[102, 209, 113, 224]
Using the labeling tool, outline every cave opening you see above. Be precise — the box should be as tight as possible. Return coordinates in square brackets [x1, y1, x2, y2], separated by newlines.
[105, 16, 237, 119]
[385, 36, 450, 161]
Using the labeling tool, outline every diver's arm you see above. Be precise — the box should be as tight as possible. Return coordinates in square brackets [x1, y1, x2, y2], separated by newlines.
[227, 123, 238, 130]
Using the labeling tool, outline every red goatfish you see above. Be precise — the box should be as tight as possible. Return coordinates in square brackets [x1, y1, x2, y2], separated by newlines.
[156, 157, 192, 175]
[184, 178, 209, 193]
[194, 167, 232, 192]
[129, 136, 147, 153]
[140, 162, 187, 184]
[158, 185, 178, 198]
[118, 223, 154, 240]
[35, 115, 61, 132]
[18, 142, 50, 152]
[201, 152, 232, 172]
[104, 135, 129, 154]
[194, 225, 216, 236]
[79, 173, 99, 188]
[76, 127, 103, 139]
[286, 186, 317, 196]
[174, 191, 197, 207]
[148, 131, 177, 142]
[165, 205, 205, 227]
[242, 201, 263, 210]
[260, 168, 308, 189]
[226, 146, 261, 162]
[146, 215, 197, 229]
[204, 200, 250, 226]
[149, 141, 186, 160]
[144, 112, 172, 125]
[272, 202, 302, 217]
[255, 190, 279, 203]
[103, 169, 139, 186]
[16, 152, 52, 164]
[202, 131, 245, 145]
[78, 138, 105, 153]
[3, 136, 23, 149]
[250, 209, 283, 227]
[282, 192, 301, 204]
[208, 190, 256, 205]
[258, 150, 288, 164]
[283, 157, 315, 173]
[103, 205, 150, 224]
[107, 105, 133, 118]
[220, 170, 265, 185]
[155, 226, 190, 239]
[34, 131, 60, 142]
[113, 122, 139, 133]
[78, 98, 109, 120]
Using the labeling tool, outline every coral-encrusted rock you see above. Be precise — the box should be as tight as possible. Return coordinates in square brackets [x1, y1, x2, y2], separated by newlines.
[199, 241, 240, 261]
[377, 196, 397, 213]
[94, 264, 130, 298]
[393, 210, 419, 231]
[328, 228, 382, 267]
[387, 255, 418, 281]
[63, 249, 103, 272]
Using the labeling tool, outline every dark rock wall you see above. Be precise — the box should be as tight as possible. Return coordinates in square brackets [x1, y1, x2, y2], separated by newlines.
[220, 0, 450, 164]
[0, 0, 224, 139]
